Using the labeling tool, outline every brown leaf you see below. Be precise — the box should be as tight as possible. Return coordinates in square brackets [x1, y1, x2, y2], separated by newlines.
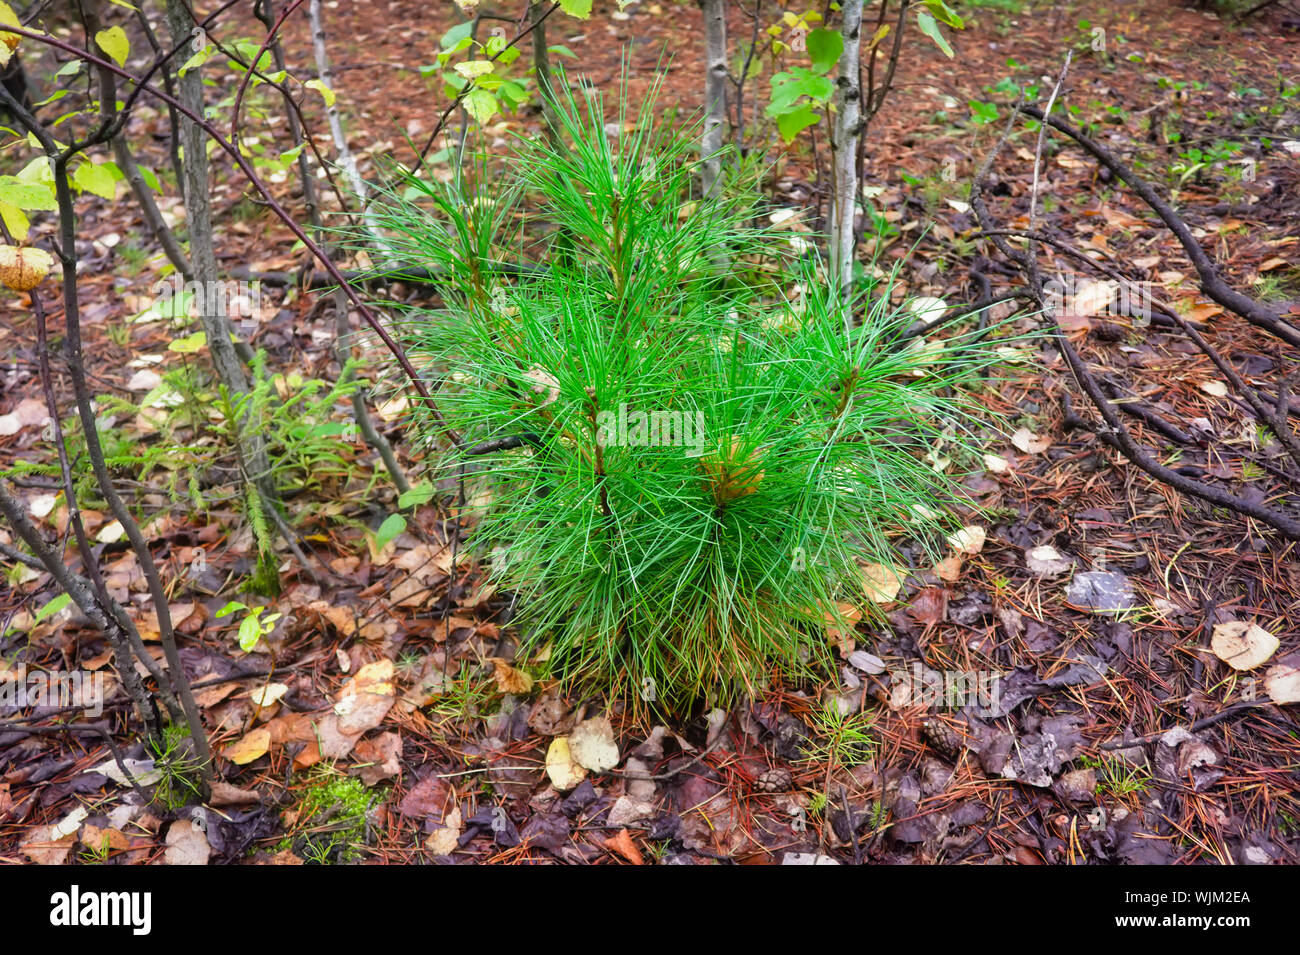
[932, 554, 963, 582]
[209, 781, 263, 807]
[333, 659, 395, 734]
[604, 828, 644, 865]
[488, 657, 534, 695]
[398, 775, 456, 824]
[163, 820, 211, 865]
[908, 587, 948, 627]
[352, 731, 402, 786]
[79, 825, 130, 853]
[20, 825, 76, 865]
[265, 710, 318, 745]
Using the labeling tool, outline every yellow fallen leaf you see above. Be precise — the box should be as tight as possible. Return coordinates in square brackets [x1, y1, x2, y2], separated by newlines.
[1011, 428, 1050, 454]
[983, 453, 1010, 474]
[342, 659, 395, 698]
[223, 727, 271, 765]
[860, 562, 904, 604]
[95, 520, 125, 544]
[250, 682, 289, 707]
[545, 736, 587, 790]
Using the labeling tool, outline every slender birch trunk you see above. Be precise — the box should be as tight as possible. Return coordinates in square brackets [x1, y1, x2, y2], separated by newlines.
[830, 1, 864, 304]
[307, 0, 409, 494]
[700, 0, 728, 198]
[309, 0, 385, 250]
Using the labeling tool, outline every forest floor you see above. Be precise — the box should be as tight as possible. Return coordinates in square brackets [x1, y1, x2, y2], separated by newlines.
[1, 0, 1299, 865]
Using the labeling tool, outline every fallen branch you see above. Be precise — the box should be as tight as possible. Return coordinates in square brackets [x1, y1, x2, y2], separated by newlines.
[1018, 103, 1300, 350]
[969, 81, 1300, 541]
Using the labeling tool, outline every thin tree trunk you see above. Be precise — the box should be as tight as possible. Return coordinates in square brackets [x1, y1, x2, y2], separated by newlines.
[0, 75, 213, 782]
[112, 133, 191, 275]
[0, 484, 161, 737]
[830, 0, 864, 304]
[134, 2, 186, 197]
[529, 1, 563, 151]
[254, 0, 318, 228]
[163, 0, 276, 497]
[85, 3, 188, 275]
[163, 0, 243, 393]
[700, 0, 728, 199]
[306, 0, 408, 494]
[733, 0, 762, 154]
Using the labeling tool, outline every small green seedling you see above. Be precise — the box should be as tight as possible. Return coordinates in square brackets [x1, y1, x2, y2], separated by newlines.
[216, 600, 282, 653]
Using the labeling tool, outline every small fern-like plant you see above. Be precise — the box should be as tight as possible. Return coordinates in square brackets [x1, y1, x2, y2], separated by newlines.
[371, 77, 1008, 713]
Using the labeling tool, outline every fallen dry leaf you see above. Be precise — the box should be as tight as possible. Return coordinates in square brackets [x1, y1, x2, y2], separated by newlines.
[250, 682, 289, 708]
[1011, 428, 1051, 454]
[163, 820, 210, 865]
[545, 736, 587, 790]
[908, 587, 948, 627]
[79, 825, 131, 854]
[1211, 621, 1279, 671]
[425, 806, 462, 856]
[933, 554, 962, 582]
[860, 562, 904, 603]
[209, 780, 263, 807]
[352, 731, 402, 786]
[20, 825, 76, 865]
[947, 525, 986, 555]
[1026, 545, 1073, 577]
[983, 452, 1010, 474]
[488, 657, 534, 695]
[604, 828, 644, 865]
[398, 775, 457, 823]
[1263, 661, 1300, 704]
[333, 658, 396, 734]
[569, 716, 620, 773]
[223, 727, 271, 765]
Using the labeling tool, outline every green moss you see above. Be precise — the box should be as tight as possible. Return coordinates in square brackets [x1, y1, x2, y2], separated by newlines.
[275, 767, 381, 865]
